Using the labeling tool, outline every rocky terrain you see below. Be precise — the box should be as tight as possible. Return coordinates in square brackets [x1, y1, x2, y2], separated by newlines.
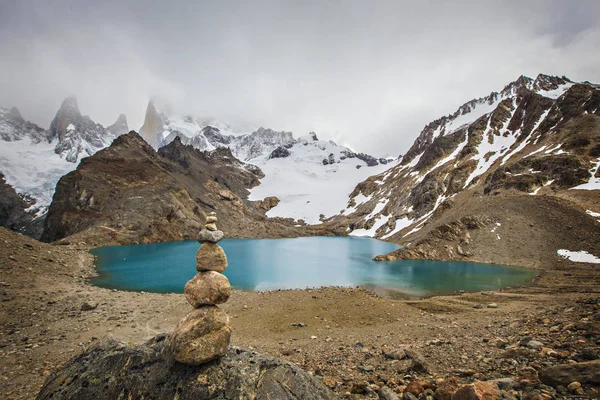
[41, 132, 335, 245]
[0, 173, 42, 238]
[329, 74, 600, 267]
[0, 227, 599, 399]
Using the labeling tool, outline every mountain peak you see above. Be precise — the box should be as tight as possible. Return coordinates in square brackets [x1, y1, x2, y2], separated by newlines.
[48, 97, 83, 142]
[532, 73, 571, 92]
[108, 113, 129, 136]
[139, 100, 167, 149]
[58, 96, 80, 115]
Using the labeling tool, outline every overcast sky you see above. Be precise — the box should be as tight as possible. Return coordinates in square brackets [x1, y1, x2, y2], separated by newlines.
[1, 0, 599, 155]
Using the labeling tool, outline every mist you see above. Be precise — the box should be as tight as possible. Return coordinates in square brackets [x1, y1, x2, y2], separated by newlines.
[1, 0, 599, 156]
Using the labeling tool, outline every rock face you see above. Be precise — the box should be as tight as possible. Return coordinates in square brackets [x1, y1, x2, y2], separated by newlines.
[169, 214, 233, 365]
[329, 74, 600, 268]
[139, 100, 165, 149]
[36, 337, 336, 400]
[41, 133, 330, 245]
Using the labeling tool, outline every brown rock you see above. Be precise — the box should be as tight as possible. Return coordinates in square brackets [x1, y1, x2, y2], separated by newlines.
[168, 306, 232, 365]
[205, 215, 217, 224]
[205, 223, 218, 231]
[436, 377, 459, 400]
[196, 242, 228, 272]
[539, 360, 600, 386]
[218, 189, 237, 200]
[184, 271, 231, 307]
[451, 381, 500, 400]
[404, 380, 424, 396]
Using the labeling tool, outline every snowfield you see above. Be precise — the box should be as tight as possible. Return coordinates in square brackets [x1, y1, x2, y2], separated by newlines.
[248, 135, 395, 224]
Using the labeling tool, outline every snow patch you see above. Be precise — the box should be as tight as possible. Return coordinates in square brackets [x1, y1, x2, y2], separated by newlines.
[557, 249, 600, 264]
[571, 158, 600, 190]
[349, 199, 390, 237]
[538, 83, 574, 99]
[586, 210, 600, 222]
[381, 217, 414, 239]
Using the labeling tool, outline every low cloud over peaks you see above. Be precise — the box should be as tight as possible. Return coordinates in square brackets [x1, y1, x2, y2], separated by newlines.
[1, 0, 600, 155]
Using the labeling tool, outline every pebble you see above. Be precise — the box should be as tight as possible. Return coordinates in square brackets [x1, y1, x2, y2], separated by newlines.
[527, 340, 544, 350]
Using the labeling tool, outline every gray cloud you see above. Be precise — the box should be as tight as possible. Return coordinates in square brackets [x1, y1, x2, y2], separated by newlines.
[1, 0, 599, 156]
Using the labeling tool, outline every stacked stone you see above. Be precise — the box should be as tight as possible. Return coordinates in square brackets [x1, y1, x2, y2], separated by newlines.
[168, 212, 232, 365]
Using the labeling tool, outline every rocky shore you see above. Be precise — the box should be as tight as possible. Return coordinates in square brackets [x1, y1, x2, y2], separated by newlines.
[0, 227, 599, 399]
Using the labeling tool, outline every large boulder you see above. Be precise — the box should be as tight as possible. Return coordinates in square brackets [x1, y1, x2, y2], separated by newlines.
[36, 335, 337, 400]
[168, 306, 232, 365]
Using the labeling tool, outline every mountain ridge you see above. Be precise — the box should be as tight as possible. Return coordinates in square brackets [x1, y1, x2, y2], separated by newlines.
[326, 73, 599, 268]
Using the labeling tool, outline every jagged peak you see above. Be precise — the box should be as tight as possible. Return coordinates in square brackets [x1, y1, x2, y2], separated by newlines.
[8, 106, 23, 121]
[57, 96, 80, 116]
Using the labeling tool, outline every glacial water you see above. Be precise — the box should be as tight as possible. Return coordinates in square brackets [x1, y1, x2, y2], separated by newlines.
[90, 237, 536, 298]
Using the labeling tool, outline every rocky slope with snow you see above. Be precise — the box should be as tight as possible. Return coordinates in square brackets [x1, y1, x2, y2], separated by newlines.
[138, 100, 395, 224]
[41, 132, 334, 245]
[330, 74, 600, 266]
[0, 99, 120, 236]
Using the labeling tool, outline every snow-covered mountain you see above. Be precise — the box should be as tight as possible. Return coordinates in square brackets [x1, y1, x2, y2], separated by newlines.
[48, 97, 115, 163]
[248, 133, 396, 224]
[331, 74, 600, 240]
[0, 98, 120, 220]
[137, 100, 395, 223]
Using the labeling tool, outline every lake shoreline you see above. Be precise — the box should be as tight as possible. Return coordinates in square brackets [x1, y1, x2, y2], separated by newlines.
[89, 236, 537, 297]
[2, 227, 600, 399]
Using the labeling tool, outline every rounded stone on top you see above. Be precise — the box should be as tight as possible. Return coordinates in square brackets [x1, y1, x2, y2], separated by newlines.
[207, 211, 217, 217]
[196, 242, 228, 272]
[184, 271, 231, 307]
[198, 229, 224, 244]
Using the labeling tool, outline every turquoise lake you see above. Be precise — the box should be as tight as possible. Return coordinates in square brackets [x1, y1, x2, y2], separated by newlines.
[90, 237, 536, 298]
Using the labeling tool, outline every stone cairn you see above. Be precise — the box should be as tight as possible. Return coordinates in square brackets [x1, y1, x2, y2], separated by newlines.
[168, 212, 232, 365]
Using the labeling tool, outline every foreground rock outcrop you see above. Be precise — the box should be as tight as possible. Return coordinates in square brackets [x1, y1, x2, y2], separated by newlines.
[36, 336, 337, 400]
